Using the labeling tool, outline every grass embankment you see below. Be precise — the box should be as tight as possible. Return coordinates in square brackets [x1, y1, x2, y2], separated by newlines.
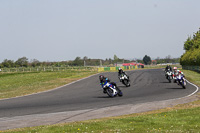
[181, 69, 200, 87]
[2, 69, 200, 133]
[0, 70, 97, 99]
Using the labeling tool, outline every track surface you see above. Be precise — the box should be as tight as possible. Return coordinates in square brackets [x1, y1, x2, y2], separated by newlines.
[0, 69, 197, 118]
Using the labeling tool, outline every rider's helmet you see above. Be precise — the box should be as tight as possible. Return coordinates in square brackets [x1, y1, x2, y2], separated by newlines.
[173, 67, 177, 73]
[118, 68, 122, 73]
[99, 75, 104, 81]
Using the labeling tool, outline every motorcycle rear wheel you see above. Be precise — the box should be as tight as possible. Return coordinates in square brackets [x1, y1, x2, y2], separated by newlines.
[106, 88, 115, 97]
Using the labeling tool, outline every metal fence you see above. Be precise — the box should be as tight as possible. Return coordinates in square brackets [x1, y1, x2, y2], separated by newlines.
[182, 66, 200, 72]
[0, 66, 97, 73]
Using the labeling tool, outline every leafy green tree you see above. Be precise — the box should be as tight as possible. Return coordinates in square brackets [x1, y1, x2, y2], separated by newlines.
[73, 57, 83, 66]
[143, 55, 151, 65]
[181, 28, 200, 66]
[30, 59, 40, 67]
[83, 56, 88, 61]
[184, 37, 194, 51]
[15, 57, 29, 67]
[113, 55, 119, 63]
[1, 59, 15, 68]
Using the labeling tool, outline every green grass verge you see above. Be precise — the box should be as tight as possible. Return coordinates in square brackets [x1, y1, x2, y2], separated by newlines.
[181, 69, 200, 87]
[0, 70, 97, 99]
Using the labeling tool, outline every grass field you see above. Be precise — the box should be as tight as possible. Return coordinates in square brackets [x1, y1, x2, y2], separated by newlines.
[1, 68, 200, 133]
[0, 70, 97, 99]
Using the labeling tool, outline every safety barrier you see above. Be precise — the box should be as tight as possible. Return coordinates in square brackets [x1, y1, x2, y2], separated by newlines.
[98, 65, 140, 72]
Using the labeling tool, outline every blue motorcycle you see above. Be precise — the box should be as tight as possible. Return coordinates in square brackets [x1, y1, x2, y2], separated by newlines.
[176, 74, 186, 89]
[100, 80, 123, 97]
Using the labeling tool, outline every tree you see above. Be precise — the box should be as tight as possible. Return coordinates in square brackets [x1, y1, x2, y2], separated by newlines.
[15, 57, 29, 67]
[184, 37, 194, 51]
[143, 55, 151, 65]
[73, 57, 83, 66]
[114, 55, 119, 60]
[181, 28, 200, 66]
[165, 55, 171, 63]
[83, 56, 88, 61]
[30, 59, 40, 67]
[1, 59, 15, 68]
[113, 54, 119, 63]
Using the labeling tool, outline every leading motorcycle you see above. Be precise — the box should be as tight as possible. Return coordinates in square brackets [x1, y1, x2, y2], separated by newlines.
[176, 74, 186, 89]
[101, 80, 123, 97]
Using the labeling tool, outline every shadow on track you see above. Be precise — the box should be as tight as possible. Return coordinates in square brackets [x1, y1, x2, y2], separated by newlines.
[160, 81, 172, 83]
[96, 96, 113, 98]
[165, 87, 185, 90]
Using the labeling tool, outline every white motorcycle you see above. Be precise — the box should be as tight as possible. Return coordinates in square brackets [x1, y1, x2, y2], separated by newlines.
[165, 70, 173, 83]
[119, 74, 130, 87]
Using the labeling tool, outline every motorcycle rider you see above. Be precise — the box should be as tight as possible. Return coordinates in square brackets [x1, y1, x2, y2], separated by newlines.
[165, 65, 172, 79]
[118, 68, 129, 82]
[176, 70, 185, 85]
[172, 67, 178, 82]
[165, 65, 172, 72]
[172, 67, 185, 82]
[99, 75, 110, 93]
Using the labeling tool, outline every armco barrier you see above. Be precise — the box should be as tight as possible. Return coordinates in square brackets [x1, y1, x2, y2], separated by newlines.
[104, 67, 110, 71]
[98, 67, 104, 72]
[110, 67, 116, 71]
[98, 66, 139, 72]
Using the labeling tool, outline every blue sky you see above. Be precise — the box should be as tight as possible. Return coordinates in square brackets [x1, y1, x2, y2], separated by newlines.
[0, 0, 200, 62]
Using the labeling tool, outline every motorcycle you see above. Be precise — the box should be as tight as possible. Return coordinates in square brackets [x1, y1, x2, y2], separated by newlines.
[165, 69, 173, 83]
[119, 74, 130, 87]
[101, 80, 123, 97]
[176, 74, 186, 89]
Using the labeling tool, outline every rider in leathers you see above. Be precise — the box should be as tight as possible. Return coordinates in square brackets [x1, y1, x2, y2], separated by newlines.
[165, 65, 172, 72]
[118, 68, 129, 82]
[99, 75, 110, 93]
[165, 65, 172, 79]
[172, 67, 185, 83]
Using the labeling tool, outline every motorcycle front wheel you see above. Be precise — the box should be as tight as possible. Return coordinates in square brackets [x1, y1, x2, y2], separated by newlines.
[116, 87, 123, 97]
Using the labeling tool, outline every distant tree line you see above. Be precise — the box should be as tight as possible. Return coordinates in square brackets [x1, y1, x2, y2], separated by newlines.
[0, 55, 132, 68]
[139, 55, 179, 65]
[0, 54, 180, 68]
[180, 28, 200, 66]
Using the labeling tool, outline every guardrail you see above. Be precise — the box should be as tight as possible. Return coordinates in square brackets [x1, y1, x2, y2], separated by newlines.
[98, 65, 143, 72]
[182, 66, 200, 72]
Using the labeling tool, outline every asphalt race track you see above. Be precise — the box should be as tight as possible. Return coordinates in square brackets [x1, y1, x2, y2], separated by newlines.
[0, 69, 198, 130]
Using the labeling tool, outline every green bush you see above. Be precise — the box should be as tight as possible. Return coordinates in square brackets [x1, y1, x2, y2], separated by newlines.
[181, 28, 200, 66]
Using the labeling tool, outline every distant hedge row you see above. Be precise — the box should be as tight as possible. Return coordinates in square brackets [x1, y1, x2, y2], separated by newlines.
[180, 28, 200, 66]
